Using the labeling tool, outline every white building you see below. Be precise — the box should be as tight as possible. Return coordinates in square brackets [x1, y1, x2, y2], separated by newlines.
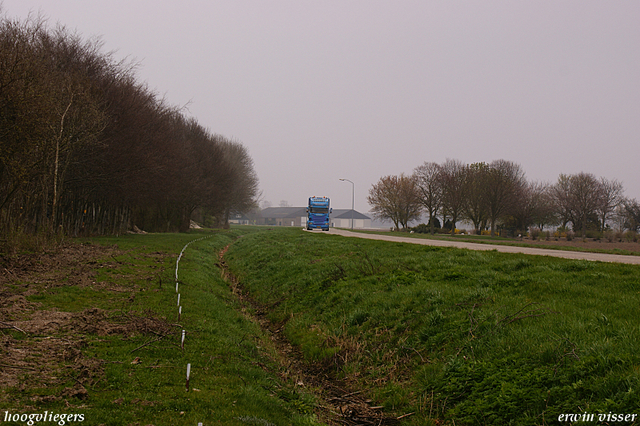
[330, 209, 372, 229]
[259, 207, 371, 229]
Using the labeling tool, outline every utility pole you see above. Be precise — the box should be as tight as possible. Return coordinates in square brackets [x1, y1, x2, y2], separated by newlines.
[339, 178, 354, 230]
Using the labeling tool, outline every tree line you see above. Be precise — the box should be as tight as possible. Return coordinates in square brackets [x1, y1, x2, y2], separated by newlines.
[0, 13, 259, 240]
[368, 158, 640, 238]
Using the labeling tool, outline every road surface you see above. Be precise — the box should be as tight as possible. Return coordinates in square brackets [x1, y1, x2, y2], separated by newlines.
[327, 228, 640, 265]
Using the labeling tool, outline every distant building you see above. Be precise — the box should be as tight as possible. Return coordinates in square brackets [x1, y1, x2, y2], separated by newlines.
[228, 213, 251, 225]
[259, 207, 307, 227]
[259, 207, 371, 229]
[331, 209, 372, 229]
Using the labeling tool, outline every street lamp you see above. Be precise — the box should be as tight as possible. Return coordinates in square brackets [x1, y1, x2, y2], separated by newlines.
[339, 178, 354, 230]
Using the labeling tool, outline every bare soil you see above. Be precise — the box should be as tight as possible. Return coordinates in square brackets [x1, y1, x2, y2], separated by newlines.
[0, 242, 173, 407]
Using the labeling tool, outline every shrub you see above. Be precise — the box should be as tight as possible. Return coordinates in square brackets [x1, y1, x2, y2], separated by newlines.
[529, 228, 541, 240]
[624, 231, 638, 243]
[566, 230, 574, 241]
[585, 230, 602, 239]
[412, 223, 430, 234]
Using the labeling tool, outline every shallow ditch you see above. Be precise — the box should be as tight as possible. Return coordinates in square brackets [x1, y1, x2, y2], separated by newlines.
[217, 243, 406, 426]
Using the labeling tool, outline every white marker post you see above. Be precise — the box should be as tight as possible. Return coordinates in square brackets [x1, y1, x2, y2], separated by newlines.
[181, 329, 186, 351]
[178, 305, 182, 322]
[177, 293, 181, 306]
[186, 363, 191, 391]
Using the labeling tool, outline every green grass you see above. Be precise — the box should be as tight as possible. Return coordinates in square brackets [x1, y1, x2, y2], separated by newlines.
[1, 228, 323, 426]
[6, 226, 640, 425]
[224, 227, 640, 425]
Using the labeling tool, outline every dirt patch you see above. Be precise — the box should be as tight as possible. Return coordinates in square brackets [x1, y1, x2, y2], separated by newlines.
[0, 330, 96, 400]
[0, 242, 118, 297]
[68, 308, 174, 337]
[218, 245, 406, 425]
[0, 243, 171, 298]
[0, 242, 174, 405]
[1, 307, 173, 403]
[1, 242, 114, 276]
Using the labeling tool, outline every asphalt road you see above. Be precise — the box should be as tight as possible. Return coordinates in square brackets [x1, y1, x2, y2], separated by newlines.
[327, 228, 640, 265]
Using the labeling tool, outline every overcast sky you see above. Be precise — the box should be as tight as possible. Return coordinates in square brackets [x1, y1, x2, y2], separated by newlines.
[3, 1, 639, 213]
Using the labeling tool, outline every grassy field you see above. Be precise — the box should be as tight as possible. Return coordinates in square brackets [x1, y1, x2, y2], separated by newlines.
[3, 226, 640, 425]
[1, 228, 322, 425]
[224, 227, 640, 425]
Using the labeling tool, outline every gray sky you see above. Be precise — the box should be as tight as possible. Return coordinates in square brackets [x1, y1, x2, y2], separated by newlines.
[3, 1, 639, 213]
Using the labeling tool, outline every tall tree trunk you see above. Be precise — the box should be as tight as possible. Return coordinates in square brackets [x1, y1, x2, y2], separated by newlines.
[429, 212, 435, 235]
[224, 208, 231, 229]
[51, 96, 73, 233]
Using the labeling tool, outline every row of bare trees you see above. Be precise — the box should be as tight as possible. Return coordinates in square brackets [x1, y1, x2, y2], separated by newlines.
[0, 14, 259, 238]
[368, 158, 639, 238]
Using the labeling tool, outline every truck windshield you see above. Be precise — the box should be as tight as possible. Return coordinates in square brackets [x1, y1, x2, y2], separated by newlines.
[310, 207, 329, 213]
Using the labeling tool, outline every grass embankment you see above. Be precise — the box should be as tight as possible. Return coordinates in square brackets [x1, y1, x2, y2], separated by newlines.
[1, 229, 321, 425]
[224, 228, 640, 425]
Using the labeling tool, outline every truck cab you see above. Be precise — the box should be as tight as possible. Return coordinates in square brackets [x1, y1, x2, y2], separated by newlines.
[306, 196, 331, 231]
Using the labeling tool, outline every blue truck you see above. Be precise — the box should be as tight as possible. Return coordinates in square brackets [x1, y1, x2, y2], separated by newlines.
[306, 196, 332, 231]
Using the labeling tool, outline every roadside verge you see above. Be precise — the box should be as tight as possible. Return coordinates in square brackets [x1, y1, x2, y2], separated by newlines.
[328, 228, 640, 264]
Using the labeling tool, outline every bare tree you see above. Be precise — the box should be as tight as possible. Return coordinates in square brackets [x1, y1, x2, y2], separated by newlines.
[529, 182, 557, 231]
[597, 177, 624, 231]
[510, 180, 537, 234]
[367, 174, 422, 230]
[438, 159, 468, 236]
[510, 181, 555, 234]
[219, 138, 260, 226]
[0, 17, 106, 235]
[413, 162, 442, 234]
[550, 174, 574, 229]
[485, 160, 526, 236]
[42, 28, 107, 232]
[0, 16, 52, 233]
[0, 12, 261, 238]
[463, 162, 489, 234]
[554, 172, 603, 239]
[623, 198, 640, 232]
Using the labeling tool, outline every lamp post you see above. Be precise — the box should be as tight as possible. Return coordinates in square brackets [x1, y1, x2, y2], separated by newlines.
[339, 178, 354, 230]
